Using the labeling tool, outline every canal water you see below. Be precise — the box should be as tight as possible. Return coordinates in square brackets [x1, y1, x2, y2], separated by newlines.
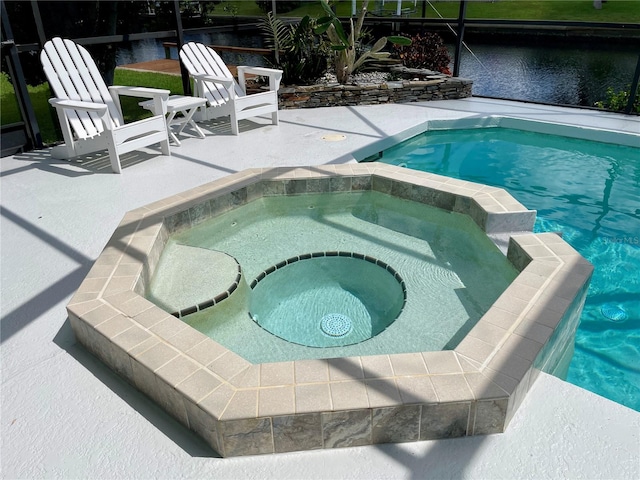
[454, 42, 638, 107]
[116, 33, 638, 108]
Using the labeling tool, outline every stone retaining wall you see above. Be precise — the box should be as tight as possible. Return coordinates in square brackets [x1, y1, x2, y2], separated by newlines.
[278, 68, 472, 109]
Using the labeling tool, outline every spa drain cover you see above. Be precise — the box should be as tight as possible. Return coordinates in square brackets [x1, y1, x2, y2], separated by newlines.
[320, 313, 353, 337]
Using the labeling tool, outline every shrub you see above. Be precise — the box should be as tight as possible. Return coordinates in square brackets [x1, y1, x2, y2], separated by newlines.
[594, 86, 640, 114]
[392, 32, 451, 74]
[314, 0, 410, 84]
[259, 12, 328, 85]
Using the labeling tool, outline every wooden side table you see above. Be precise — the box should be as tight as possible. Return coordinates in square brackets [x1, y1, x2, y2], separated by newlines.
[140, 95, 207, 146]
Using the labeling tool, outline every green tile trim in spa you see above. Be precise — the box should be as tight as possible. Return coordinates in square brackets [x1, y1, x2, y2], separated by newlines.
[249, 251, 405, 293]
[152, 250, 243, 319]
[66, 164, 593, 457]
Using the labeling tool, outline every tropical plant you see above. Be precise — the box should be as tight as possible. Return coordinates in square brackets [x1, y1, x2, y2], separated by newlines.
[594, 86, 640, 114]
[259, 11, 328, 85]
[314, 0, 410, 84]
[392, 32, 452, 75]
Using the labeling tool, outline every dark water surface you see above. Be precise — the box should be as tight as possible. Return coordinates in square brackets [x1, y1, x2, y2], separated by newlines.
[454, 42, 639, 107]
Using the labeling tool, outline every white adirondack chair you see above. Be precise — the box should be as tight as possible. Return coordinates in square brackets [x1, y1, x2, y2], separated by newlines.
[41, 37, 171, 173]
[179, 42, 282, 135]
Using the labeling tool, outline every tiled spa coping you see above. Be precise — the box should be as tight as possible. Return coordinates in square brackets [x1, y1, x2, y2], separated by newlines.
[66, 164, 593, 457]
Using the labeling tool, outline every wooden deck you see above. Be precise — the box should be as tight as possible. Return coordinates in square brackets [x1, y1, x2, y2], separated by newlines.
[118, 43, 272, 77]
[117, 58, 240, 77]
[117, 59, 181, 75]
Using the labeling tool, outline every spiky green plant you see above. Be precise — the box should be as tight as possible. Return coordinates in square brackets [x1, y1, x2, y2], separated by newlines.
[260, 11, 291, 65]
[314, 0, 410, 84]
[260, 11, 328, 85]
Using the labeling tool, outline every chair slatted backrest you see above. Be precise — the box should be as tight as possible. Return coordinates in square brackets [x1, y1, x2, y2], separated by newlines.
[179, 42, 244, 107]
[41, 37, 123, 139]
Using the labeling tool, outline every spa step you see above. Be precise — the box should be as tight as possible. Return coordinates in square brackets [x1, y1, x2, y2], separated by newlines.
[147, 244, 241, 317]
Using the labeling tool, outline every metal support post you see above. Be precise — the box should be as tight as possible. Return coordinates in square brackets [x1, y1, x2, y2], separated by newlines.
[30, 0, 46, 46]
[173, 0, 191, 95]
[453, 0, 466, 78]
[1, 0, 42, 151]
[624, 54, 640, 114]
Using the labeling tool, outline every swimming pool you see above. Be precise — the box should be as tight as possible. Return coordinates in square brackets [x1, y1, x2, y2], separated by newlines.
[373, 122, 640, 411]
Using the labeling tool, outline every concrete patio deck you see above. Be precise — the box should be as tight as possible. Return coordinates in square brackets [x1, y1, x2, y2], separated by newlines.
[1, 98, 639, 478]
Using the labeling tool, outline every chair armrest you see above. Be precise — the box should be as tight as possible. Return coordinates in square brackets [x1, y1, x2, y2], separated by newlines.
[49, 98, 108, 113]
[236, 66, 282, 92]
[237, 66, 283, 78]
[109, 86, 170, 99]
[49, 98, 113, 132]
[191, 73, 235, 89]
[109, 86, 170, 115]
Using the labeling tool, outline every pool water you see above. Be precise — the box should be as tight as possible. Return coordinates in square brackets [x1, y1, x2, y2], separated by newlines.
[249, 254, 405, 348]
[154, 191, 517, 363]
[377, 126, 640, 411]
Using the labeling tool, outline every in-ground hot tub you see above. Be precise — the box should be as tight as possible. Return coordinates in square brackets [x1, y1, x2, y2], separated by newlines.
[147, 187, 520, 363]
[66, 164, 593, 457]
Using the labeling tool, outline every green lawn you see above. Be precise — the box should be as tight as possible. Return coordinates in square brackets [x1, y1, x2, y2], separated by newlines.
[0, 72, 60, 144]
[208, 1, 323, 17]
[213, 0, 640, 22]
[114, 69, 185, 125]
[419, 0, 640, 22]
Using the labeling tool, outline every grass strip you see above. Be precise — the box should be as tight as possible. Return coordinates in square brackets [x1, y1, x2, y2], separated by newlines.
[214, 0, 640, 22]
